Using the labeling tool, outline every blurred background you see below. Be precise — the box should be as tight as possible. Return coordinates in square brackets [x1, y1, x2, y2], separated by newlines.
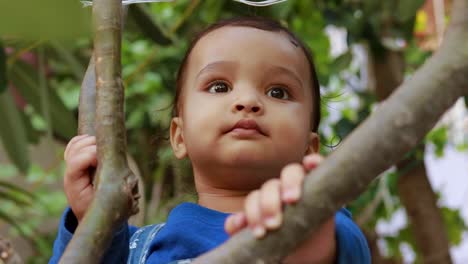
[0, 0, 467, 263]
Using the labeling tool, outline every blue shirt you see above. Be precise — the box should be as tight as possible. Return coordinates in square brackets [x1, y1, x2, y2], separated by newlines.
[49, 202, 370, 263]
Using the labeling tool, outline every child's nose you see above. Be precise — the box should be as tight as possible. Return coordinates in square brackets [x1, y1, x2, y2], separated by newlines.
[235, 104, 261, 113]
[232, 95, 263, 114]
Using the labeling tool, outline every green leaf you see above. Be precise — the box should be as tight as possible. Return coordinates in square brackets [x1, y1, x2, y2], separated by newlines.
[397, 0, 425, 23]
[331, 51, 353, 73]
[335, 118, 357, 139]
[19, 108, 41, 144]
[0, 41, 6, 93]
[0, 90, 30, 173]
[128, 4, 172, 46]
[0, 189, 31, 207]
[269, 0, 294, 19]
[456, 142, 468, 152]
[425, 126, 448, 157]
[0, 164, 18, 179]
[384, 235, 403, 258]
[0, 208, 27, 237]
[49, 41, 86, 81]
[9, 60, 77, 140]
[441, 207, 467, 245]
[0, 180, 35, 199]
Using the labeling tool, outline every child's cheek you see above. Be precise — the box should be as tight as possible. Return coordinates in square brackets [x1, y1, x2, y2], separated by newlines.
[273, 106, 310, 157]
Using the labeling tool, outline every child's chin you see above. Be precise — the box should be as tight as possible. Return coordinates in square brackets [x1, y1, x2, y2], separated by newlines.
[223, 141, 268, 155]
[221, 152, 281, 171]
[224, 149, 270, 163]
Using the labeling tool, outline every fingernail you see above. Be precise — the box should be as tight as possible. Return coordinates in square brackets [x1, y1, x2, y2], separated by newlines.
[253, 226, 266, 238]
[265, 214, 282, 229]
[283, 187, 300, 202]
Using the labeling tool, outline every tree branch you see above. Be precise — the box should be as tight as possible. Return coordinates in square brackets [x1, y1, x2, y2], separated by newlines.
[59, 0, 139, 262]
[194, 0, 468, 262]
[78, 55, 96, 136]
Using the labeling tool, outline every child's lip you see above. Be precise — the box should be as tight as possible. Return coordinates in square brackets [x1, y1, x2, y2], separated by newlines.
[226, 119, 266, 136]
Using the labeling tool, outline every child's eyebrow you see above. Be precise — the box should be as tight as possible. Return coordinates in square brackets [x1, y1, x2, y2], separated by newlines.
[195, 61, 304, 88]
[265, 65, 303, 88]
[196, 60, 239, 79]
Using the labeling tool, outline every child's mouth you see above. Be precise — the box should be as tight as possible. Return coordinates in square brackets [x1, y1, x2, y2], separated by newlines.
[230, 127, 262, 137]
[226, 119, 266, 137]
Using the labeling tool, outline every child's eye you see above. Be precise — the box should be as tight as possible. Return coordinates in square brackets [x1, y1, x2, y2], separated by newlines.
[266, 87, 290, 100]
[207, 81, 231, 93]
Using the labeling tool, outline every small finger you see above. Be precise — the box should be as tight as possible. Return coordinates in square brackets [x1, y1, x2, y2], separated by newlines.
[67, 136, 97, 160]
[245, 191, 265, 238]
[225, 212, 247, 235]
[259, 179, 282, 230]
[302, 154, 324, 171]
[280, 163, 305, 203]
[65, 146, 97, 181]
[64, 135, 88, 160]
[69, 136, 96, 155]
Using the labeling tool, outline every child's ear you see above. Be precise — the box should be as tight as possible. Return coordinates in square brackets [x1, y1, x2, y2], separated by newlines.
[305, 132, 320, 155]
[170, 117, 187, 159]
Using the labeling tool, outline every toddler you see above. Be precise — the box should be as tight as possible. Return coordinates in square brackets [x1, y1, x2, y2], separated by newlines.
[49, 17, 370, 264]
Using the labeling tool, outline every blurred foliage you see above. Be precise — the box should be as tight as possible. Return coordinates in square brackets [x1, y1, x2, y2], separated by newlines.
[0, 1, 91, 40]
[0, 160, 67, 263]
[426, 126, 449, 157]
[0, 41, 6, 93]
[0, 0, 466, 262]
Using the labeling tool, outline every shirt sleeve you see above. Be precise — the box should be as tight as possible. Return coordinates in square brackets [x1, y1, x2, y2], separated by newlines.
[48, 207, 137, 264]
[335, 208, 371, 264]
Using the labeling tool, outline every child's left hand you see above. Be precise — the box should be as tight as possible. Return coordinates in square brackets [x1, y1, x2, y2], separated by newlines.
[224, 153, 336, 264]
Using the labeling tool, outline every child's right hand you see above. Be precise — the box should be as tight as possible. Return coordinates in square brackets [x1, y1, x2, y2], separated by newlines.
[63, 134, 97, 223]
[224, 154, 335, 263]
[225, 154, 324, 237]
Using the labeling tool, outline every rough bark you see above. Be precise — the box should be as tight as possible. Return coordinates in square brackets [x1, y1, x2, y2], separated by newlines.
[59, 0, 139, 262]
[194, 0, 468, 262]
[371, 44, 452, 263]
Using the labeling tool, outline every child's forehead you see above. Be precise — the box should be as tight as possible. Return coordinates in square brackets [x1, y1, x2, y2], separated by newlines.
[187, 26, 310, 79]
[192, 26, 302, 58]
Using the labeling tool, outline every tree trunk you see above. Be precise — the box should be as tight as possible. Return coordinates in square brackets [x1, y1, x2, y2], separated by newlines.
[59, 0, 139, 262]
[370, 40, 452, 263]
[369, 50, 405, 100]
[194, 0, 468, 262]
[397, 155, 452, 263]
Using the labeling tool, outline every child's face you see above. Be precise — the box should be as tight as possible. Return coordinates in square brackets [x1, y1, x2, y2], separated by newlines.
[171, 26, 318, 188]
